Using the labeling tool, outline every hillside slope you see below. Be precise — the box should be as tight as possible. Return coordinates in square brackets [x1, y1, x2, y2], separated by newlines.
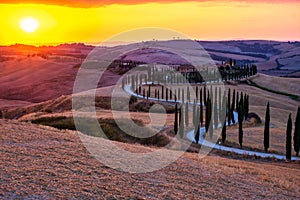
[0, 119, 299, 199]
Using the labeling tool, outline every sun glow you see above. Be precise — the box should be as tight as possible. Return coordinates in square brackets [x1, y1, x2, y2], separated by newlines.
[19, 17, 40, 33]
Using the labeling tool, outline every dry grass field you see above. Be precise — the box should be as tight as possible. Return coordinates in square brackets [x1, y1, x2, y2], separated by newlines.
[0, 119, 299, 199]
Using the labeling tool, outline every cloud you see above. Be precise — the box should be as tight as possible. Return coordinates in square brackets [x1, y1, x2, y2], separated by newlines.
[0, 0, 299, 8]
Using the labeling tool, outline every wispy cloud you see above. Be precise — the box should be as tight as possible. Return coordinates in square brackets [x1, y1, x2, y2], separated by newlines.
[0, 0, 299, 8]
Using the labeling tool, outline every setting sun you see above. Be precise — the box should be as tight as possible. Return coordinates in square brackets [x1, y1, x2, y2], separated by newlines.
[19, 17, 40, 33]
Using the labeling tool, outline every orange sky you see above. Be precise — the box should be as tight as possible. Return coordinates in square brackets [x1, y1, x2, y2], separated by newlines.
[0, 1, 299, 45]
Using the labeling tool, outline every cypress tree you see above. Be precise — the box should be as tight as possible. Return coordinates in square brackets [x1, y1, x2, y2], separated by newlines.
[204, 87, 207, 106]
[232, 89, 236, 111]
[122, 78, 125, 89]
[185, 102, 189, 126]
[174, 104, 178, 135]
[205, 96, 211, 133]
[218, 87, 222, 115]
[236, 91, 239, 111]
[194, 124, 200, 144]
[286, 113, 292, 160]
[193, 100, 196, 127]
[221, 120, 226, 144]
[238, 100, 244, 148]
[146, 90, 149, 100]
[200, 100, 203, 126]
[230, 95, 235, 124]
[200, 88, 203, 105]
[264, 102, 270, 152]
[214, 89, 218, 129]
[294, 107, 300, 156]
[221, 90, 227, 124]
[179, 106, 184, 138]
[227, 88, 231, 125]
[187, 87, 190, 103]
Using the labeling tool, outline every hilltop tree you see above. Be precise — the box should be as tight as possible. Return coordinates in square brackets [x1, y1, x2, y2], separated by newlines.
[286, 113, 292, 160]
[174, 104, 178, 135]
[294, 107, 300, 156]
[238, 100, 244, 148]
[264, 102, 270, 152]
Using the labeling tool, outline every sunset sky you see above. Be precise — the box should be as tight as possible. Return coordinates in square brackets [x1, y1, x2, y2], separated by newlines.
[0, 0, 299, 45]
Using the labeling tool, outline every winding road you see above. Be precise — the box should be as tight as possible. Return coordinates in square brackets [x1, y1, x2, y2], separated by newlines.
[124, 84, 300, 161]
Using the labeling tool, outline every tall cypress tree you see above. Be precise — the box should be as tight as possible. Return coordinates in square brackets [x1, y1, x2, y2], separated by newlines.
[286, 113, 292, 160]
[205, 96, 211, 133]
[232, 89, 236, 111]
[200, 88, 203, 105]
[193, 100, 196, 127]
[264, 102, 270, 152]
[227, 88, 231, 125]
[174, 104, 178, 135]
[179, 106, 184, 138]
[230, 95, 236, 124]
[204, 87, 207, 106]
[294, 107, 300, 156]
[194, 124, 200, 144]
[221, 119, 226, 144]
[214, 90, 218, 130]
[187, 87, 190, 103]
[166, 88, 168, 101]
[200, 101, 203, 126]
[238, 100, 244, 148]
[185, 102, 189, 127]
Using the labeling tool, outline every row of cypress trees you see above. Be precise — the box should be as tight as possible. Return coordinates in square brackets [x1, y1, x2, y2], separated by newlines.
[263, 103, 300, 159]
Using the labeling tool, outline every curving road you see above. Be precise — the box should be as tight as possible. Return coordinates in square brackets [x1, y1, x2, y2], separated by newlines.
[124, 84, 300, 161]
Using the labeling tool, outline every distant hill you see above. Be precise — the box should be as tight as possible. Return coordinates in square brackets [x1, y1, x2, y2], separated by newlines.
[0, 40, 299, 104]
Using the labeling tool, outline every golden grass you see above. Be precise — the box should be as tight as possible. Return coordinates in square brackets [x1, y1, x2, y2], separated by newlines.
[0, 119, 299, 199]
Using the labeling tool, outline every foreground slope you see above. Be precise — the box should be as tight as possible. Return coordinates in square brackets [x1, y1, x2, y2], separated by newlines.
[0, 119, 299, 199]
